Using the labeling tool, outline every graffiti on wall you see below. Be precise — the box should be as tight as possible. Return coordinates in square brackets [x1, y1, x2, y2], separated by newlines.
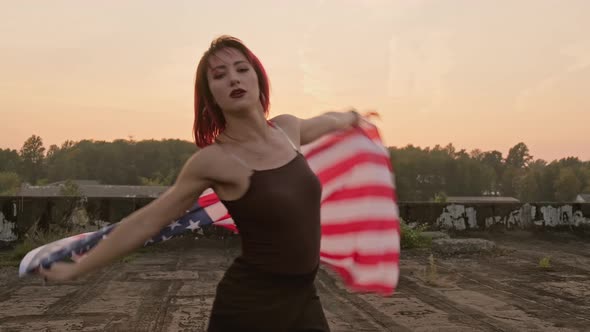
[0, 212, 17, 242]
[436, 204, 590, 231]
[535, 205, 590, 227]
[436, 204, 478, 230]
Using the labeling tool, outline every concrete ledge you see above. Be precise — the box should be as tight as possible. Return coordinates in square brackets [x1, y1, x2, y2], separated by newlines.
[400, 202, 590, 232]
[2, 196, 590, 244]
[421, 231, 450, 240]
[432, 238, 496, 255]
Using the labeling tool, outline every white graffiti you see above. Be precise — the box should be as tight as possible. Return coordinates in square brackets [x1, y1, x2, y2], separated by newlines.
[439, 203, 589, 231]
[536, 205, 574, 227]
[573, 210, 590, 226]
[484, 205, 536, 229]
[436, 204, 477, 230]
[0, 212, 17, 242]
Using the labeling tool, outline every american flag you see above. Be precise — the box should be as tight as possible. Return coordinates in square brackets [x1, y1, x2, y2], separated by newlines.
[19, 120, 400, 295]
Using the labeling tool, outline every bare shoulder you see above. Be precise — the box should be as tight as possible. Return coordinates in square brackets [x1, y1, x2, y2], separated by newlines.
[270, 114, 301, 145]
[271, 114, 300, 130]
[182, 144, 227, 182]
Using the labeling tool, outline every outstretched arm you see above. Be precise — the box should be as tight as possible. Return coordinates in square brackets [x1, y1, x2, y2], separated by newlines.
[273, 109, 363, 147]
[39, 149, 214, 281]
[299, 109, 361, 145]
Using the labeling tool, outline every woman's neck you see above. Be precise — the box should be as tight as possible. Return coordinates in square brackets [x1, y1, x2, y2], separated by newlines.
[221, 108, 272, 143]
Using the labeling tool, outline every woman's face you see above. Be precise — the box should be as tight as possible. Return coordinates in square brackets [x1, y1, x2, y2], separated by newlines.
[207, 48, 261, 114]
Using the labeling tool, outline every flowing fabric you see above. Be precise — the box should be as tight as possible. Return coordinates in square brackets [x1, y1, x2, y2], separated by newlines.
[19, 121, 400, 295]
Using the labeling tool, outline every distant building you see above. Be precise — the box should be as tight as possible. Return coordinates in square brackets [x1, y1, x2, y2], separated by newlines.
[17, 180, 169, 198]
[446, 196, 520, 204]
[575, 194, 590, 203]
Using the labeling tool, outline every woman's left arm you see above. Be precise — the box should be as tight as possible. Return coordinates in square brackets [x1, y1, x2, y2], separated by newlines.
[298, 110, 361, 145]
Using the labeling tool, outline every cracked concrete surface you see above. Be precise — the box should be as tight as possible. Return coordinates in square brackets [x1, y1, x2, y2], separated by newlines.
[1, 232, 589, 331]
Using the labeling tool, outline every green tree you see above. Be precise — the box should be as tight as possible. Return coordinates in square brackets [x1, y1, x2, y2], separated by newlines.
[506, 142, 532, 169]
[59, 180, 82, 196]
[480, 150, 504, 193]
[0, 172, 21, 195]
[43, 137, 195, 185]
[499, 166, 523, 197]
[554, 168, 582, 202]
[19, 135, 46, 184]
[46, 144, 60, 160]
[518, 171, 540, 202]
[434, 191, 447, 203]
[581, 167, 590, 193]
[536, 162, 559, 201]
[0, 148, 21, 173]
[517, 160, 546, 202]
[389, 145, 422, 201]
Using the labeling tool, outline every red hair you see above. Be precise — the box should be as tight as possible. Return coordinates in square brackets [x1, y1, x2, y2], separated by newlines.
[193, 36, 271, 148]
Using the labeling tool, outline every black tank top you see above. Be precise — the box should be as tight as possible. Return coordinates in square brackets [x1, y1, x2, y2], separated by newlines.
[219, 125, 322, 275]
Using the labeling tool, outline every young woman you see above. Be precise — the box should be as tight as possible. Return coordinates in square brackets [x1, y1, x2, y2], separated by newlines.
[40, 35, 363, 331]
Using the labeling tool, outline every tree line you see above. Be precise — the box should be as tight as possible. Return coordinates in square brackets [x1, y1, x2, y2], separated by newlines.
[390, 143, 590, 202]
[0, 135, 196, 193]
[1, 135, 589, 202]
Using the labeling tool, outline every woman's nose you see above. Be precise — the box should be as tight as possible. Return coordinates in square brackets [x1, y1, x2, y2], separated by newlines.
[228, 71, 240, 86]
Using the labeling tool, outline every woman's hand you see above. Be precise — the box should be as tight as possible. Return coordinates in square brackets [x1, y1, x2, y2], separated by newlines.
[38, 262, 79, 282]
[350, 109, 361, 126]
[298, 108, 381, 145]
[353, 109, 380, 125]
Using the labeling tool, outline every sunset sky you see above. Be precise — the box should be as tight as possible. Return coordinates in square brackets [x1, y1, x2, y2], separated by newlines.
[1, 1, 588, 162]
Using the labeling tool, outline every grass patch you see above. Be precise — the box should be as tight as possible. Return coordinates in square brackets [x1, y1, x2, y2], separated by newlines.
[418, 253, 454, 288]
[0, 251, 19, 267]
[424, 253, 438, 284]
[539, 256, 552, 269]
[400, 222, 432, 249]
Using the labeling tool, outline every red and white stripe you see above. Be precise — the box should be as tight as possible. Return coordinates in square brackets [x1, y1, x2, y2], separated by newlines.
[199, 121, 400, 296]
[303, 121, 399, 295]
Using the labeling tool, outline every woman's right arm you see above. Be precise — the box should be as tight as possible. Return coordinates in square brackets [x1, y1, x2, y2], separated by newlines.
[39, 148, 215, 281]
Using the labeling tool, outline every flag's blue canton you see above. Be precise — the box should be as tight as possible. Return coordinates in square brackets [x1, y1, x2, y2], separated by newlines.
[144, 201, 214, 245]
[29, 202, 212, 274]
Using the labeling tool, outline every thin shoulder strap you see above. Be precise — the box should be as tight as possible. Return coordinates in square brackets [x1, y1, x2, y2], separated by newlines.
[215, 142, 252, 170]
[227, 152, 251, 169]
[273, 122, 298, 152]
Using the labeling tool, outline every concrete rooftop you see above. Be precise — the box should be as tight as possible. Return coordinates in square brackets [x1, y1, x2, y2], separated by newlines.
[1, 232, 589, 331]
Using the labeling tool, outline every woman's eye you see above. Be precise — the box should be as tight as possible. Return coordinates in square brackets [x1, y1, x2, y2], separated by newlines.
[237, 68, 249, 73]
[213, 73, 225, 79]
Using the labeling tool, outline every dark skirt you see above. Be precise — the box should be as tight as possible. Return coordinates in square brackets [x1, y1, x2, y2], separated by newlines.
[207, 257, 330, 332]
